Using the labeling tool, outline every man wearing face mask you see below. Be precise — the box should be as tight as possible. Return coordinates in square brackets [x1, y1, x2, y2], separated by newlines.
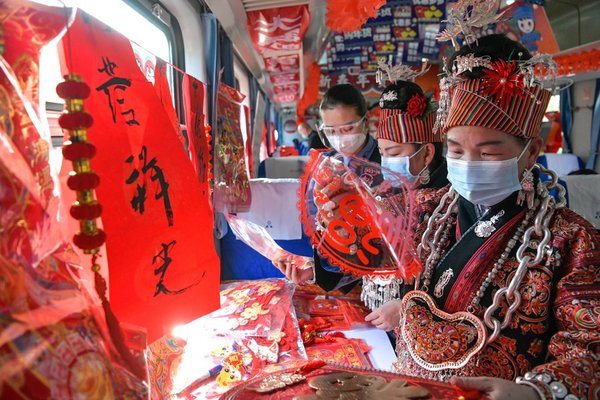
[393, 34, 600, 400]
[273, 84, 380, 290]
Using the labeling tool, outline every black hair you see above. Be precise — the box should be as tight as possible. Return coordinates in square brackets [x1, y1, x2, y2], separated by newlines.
[412, 142, 444, 171]
[319, 84, 368, 117]
[379, 80, 425, 111]
[447, 34, 532, 79]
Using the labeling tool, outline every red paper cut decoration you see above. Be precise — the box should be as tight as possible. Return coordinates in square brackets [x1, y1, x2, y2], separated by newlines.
[214, 82, 252, 213]
[326, 0, 387, 33]
[59, 11, 220, 342]
[298, 152, 420, 279]
[296, 61, 321, 123]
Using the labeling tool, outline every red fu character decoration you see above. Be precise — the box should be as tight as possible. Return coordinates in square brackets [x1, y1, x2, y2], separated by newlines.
[56, 74, 146, 380]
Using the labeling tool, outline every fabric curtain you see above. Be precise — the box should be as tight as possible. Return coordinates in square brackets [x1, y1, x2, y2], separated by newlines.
[586, 79, 600, 170]
[559, 86, 573, 153]
[200, 13, 218, 131]
[219, 29, 235, 88]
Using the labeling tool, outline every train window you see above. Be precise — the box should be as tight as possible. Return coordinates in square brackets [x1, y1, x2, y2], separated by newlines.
[39, 0, 178, 178]
[542, 94, 560, 122]
[40, 0, 173, 105]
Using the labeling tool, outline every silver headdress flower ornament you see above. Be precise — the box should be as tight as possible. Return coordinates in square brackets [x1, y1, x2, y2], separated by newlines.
[376, 60, 430, 86]
[432, 0, 559, 137]
[437, 0, 504, 50]
[376, 60, 430, 108]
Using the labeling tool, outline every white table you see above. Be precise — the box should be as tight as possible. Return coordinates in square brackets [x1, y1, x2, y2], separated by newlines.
[342, 327, 397, 371]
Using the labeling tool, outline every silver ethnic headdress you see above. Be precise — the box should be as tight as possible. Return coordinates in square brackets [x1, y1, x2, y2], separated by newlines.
[376, 60, 431, 87]
[437, 0, 504, 50]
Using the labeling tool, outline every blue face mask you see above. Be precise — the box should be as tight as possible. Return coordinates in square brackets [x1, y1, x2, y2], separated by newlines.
[381, 146, 424, 184]
[446, 142, 530, 206]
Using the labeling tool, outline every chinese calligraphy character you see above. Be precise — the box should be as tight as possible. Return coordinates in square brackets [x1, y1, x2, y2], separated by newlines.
[125, 145, 174, 226]
[96, 56, 140, 126]
[152, 240, 203, 297]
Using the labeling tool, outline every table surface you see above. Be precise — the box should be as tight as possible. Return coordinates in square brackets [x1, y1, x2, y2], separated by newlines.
[342, 327, 397, 371]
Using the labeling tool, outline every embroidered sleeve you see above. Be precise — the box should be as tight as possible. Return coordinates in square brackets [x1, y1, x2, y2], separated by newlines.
[528, 211, 600, 399]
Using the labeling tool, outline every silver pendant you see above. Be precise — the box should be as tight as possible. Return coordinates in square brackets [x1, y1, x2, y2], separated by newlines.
[434, 268, 454, 298]
[474, 210, 505, 238]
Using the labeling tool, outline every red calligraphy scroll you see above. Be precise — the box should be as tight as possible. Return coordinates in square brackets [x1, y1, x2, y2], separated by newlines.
[60, 11, 220, 342]
[214, 83, 251, 213]
[182, 74, 211, 202]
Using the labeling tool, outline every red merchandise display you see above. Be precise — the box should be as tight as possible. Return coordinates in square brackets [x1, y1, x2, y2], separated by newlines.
[59, 10, 220, 342]
[0, 1, 146, 397]
[145, 279, 308, 399]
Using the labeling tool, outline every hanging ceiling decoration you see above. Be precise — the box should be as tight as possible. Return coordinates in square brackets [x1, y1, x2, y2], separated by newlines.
[325, 0, 387, 33]
[246, 5, 310, 105]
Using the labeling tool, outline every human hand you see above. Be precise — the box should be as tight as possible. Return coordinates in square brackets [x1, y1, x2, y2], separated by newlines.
[272, 253, 314, 284]
[364, 299, 402, 331]
[450, 376, 541, 400]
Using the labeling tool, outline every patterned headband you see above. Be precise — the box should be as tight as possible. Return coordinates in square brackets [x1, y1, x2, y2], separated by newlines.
[377, 109, 439, 143]
[436, 54, 556, 139]
[433, 0, 556, 137]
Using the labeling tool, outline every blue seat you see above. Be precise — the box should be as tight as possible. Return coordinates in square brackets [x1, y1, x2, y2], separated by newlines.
[220, 229, 313, 280]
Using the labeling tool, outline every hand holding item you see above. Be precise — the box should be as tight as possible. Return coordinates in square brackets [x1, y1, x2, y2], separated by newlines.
[272, 251, 315, 284]
[364, 299, 402, 331]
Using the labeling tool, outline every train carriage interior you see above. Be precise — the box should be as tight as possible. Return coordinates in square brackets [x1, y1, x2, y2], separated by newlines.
[2, 0, 600, 398]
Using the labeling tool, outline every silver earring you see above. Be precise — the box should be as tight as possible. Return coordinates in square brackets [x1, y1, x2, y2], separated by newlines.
[419, 167, 430, 185]
[517, 168, 534, 209]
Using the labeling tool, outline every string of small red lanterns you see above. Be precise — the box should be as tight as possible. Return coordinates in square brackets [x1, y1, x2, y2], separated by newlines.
[56, 74, 146, 380]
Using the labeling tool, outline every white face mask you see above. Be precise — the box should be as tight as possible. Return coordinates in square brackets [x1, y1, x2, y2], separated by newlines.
[327, 133, 366, 155]
[447, 142, 530, 206]
[381, 146, 425, 184]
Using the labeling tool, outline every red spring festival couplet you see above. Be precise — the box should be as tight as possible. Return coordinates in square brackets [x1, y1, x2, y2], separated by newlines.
[59, 11, 220, 342]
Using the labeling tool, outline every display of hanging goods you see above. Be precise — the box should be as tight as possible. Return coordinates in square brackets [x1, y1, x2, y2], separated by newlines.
[56, 74, 146, 380]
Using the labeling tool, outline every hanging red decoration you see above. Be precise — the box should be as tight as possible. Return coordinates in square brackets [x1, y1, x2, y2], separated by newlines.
[325, 0, 386, 33]
[296, 62, 321, 123]
[57, 74, 146, 380]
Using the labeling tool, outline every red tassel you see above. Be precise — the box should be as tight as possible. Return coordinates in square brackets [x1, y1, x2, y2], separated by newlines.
[56, 79, 90, 99]
[70, 202, 103, 220]
[62, 141, 97, 160]
[67, 171, 100, 191]
[59, 111, 94, 129]
[94, 271, 147, 380]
